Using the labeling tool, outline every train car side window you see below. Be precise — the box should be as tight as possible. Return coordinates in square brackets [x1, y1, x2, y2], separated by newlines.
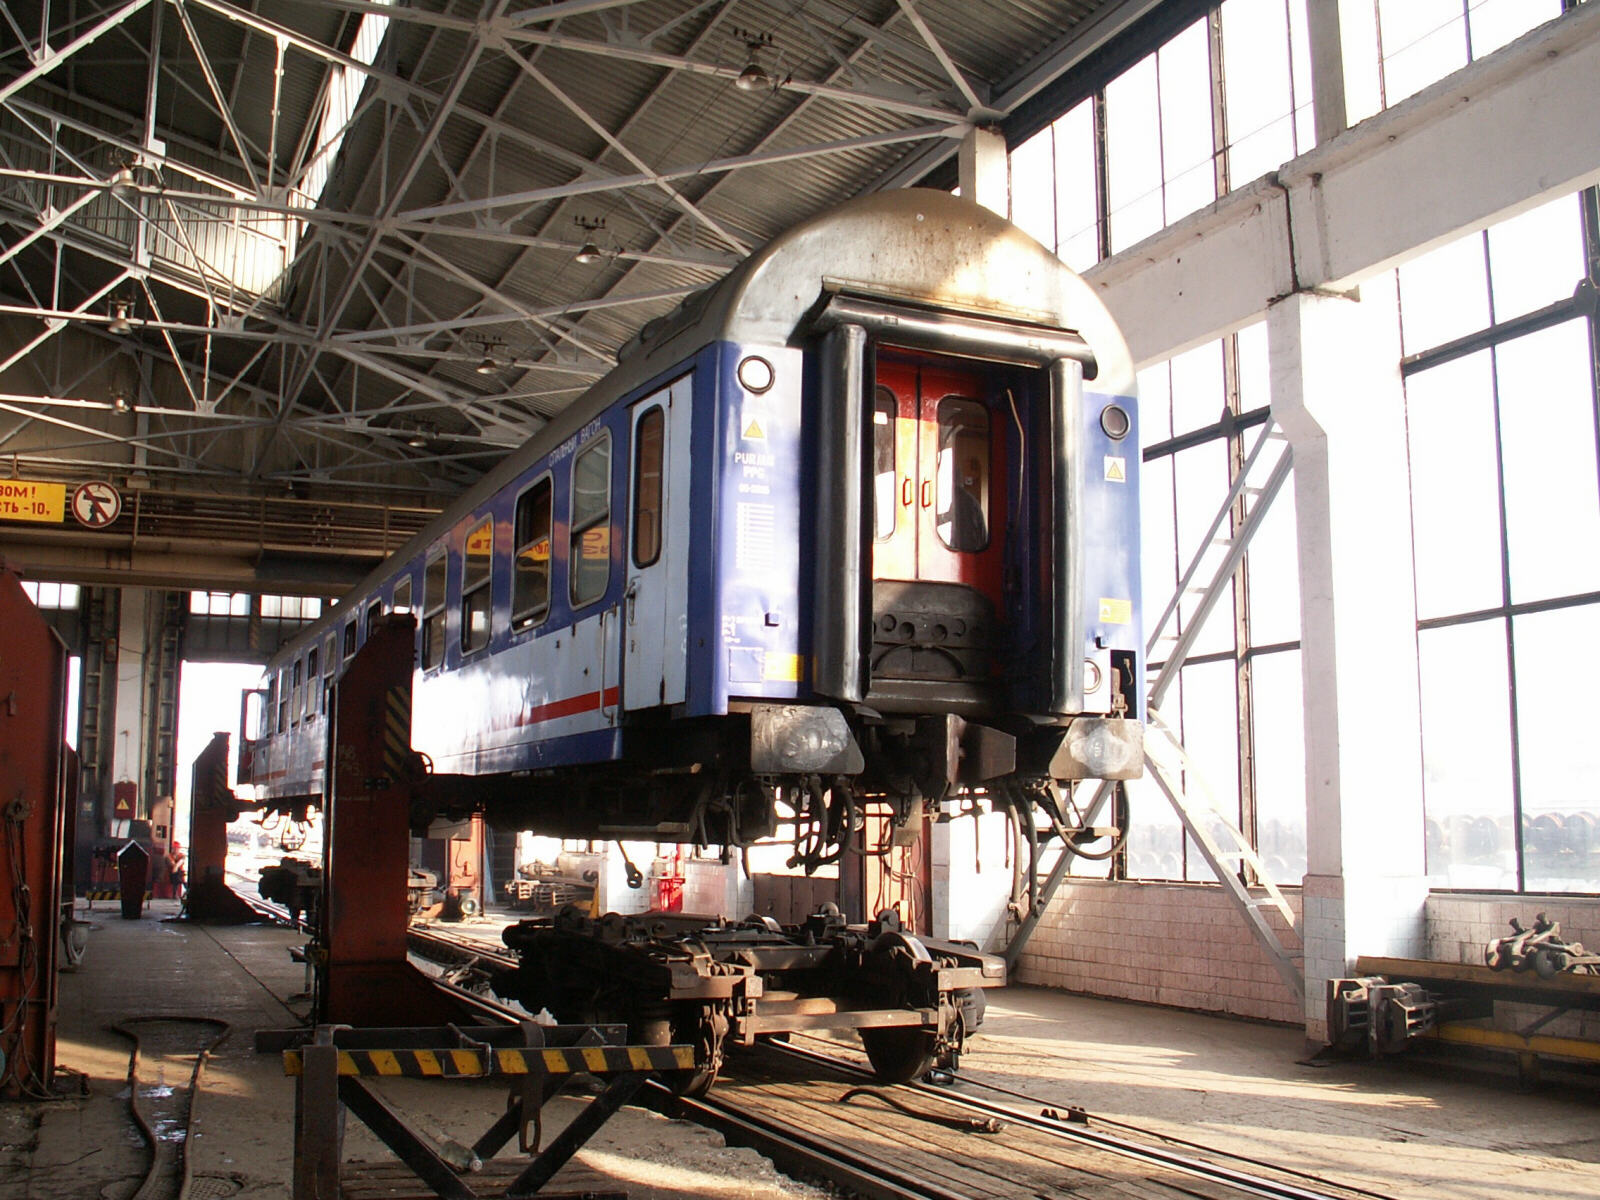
[461, 517, 493, 654]
[422, 551, 448, 669]
[393, 576, 413, 614]
[570, 434, 612, 608]
[277, 669, 290, 733]
[306, 646, 319, 718]
[632, 406, 664, 567]
[266, 674, 279, 736]
[291, 659, 303, 726]
[343, 619, 357, 661]
[366, 597, 384, 637]
[873, 387, 897, 541]
[935, 397, 991, 553]
[513, 477, 553, 629]
[322, 633, 336, 705]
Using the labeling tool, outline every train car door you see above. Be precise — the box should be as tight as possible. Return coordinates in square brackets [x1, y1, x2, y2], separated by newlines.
[872, 359, 1004, 603]
[623, 377, 692, 710]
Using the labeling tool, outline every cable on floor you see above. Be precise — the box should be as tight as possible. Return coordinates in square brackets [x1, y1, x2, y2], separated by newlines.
[111, 1015, 230, 1200]
[839, 1086, 1005, 1133]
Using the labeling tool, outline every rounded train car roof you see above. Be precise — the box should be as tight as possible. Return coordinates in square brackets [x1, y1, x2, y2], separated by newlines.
[273, 190, 1133, 662]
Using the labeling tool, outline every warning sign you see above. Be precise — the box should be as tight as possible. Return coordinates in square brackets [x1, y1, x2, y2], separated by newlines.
[71, 481, 122, 528]
[1103, 456, 1126, 483]
[0, 479, 65, 524]
[1099, 598, 1132, 625]
[743, 419, 766, 441]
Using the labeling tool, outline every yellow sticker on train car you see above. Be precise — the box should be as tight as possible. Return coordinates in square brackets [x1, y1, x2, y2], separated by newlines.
[764, 653, 801, 682]
[1099, 598, 1132, 625]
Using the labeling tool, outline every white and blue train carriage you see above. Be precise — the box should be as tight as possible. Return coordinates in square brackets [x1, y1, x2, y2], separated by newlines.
[242, 189, 1143, 854]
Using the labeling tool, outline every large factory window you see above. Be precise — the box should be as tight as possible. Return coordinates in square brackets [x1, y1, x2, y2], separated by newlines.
[1400, 187, 1600, 894]
[1006, 2, 1567, 270]
[461, 517, 494, 655]
[1127, 324, 1305, 887]
[570, 434, 612, 608]
[422, 550, 447, 670]
[513, 477, 553, 628]
[632, 406, 664, 568]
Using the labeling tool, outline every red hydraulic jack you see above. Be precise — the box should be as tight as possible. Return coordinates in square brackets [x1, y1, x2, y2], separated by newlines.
[184, 731, 262, 923]
[319, 614, 469, 1026]
[0, 565, 69, 1099]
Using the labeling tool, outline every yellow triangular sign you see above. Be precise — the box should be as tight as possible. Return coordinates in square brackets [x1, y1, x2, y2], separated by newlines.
[743, 419, 766, 440]
[1104, 456, 1125, 482]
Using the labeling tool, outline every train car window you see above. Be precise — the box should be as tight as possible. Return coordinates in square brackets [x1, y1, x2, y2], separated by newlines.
[343, 619, 357, 661]
[935, 397, 991, 553]
[265, 675, 279, 737]
[393, 576, 413, 614]
[422, 550, 448, 669]
[570, 434, 612, 608]
[322, 633, 336, 708]
[461, 517, 494, 654]
[632, 407, 665, 567]
[873, 388, 897, 541]
[513, 477, 553, 629]
[290, 659, 303, 726]
[306, 646, 319, 719]
[366, 597, 384, 637]
[277, 668, 290, 733]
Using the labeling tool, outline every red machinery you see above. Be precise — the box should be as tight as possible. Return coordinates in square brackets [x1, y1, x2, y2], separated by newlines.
[0, 565, 70, 1098]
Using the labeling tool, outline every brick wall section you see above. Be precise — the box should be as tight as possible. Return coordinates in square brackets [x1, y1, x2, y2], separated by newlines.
[1014, 880, 1304, 1025]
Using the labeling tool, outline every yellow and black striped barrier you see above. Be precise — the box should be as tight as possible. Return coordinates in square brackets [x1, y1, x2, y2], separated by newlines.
[282, 1043, 695, 1078]
[83, 889, 153, 901]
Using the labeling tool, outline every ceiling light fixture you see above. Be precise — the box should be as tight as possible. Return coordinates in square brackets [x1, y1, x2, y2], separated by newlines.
[108, 300, 132, 335]
[734, 30, 774, 92]
[109, 159, 136, 193]
[573, 216, 607, 264]
[110, 391, 130, 413]
[475, 343, 503, 374]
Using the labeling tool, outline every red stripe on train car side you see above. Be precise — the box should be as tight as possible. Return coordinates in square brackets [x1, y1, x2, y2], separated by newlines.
[515, 686, 620, 727]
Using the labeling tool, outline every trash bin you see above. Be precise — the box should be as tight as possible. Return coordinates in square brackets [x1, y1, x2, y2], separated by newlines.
[117, 841, 150, 919]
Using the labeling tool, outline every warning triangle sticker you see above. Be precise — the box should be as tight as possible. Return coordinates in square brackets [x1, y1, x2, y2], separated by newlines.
[1104, 456, 1126, 482]
[743, 419, 766, 440]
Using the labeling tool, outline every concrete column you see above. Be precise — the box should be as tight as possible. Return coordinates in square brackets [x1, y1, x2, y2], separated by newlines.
[958, 125, 1008, 217]
[1267, 281, 1428, 1043]
[110, 586, 151, 816]
[1306, 0, 1349, 145]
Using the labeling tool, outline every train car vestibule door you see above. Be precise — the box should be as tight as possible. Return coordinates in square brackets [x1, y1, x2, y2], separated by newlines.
[871, 359, 1004, 605]
[624, 378, 692, 710]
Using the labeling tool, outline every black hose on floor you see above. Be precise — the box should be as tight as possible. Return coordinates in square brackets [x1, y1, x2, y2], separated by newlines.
[111, 1016, 231, 1200]
[839, 1086, 1005, 1133]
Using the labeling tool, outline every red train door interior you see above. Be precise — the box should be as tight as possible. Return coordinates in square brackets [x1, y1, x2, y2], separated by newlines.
[871, 357, 1004, 607]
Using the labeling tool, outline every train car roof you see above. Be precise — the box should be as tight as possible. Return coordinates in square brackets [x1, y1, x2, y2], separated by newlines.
[275, 189, 1133, 663]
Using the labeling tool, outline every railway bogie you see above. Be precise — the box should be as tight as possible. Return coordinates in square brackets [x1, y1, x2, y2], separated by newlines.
[494, 904, 1002, 1092]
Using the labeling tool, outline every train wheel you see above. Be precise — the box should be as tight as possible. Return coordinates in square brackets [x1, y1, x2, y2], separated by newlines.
[860, 1027, 938, 1084]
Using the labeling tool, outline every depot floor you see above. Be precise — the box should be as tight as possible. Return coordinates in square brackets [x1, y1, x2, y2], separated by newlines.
[2, 902, 1597, 1199]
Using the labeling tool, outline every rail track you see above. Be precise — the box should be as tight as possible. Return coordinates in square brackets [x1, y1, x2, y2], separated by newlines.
[402, 921, 1386, 1200]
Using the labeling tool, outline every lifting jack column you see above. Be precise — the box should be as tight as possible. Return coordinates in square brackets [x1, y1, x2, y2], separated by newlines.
[320, 614, 464, 1026]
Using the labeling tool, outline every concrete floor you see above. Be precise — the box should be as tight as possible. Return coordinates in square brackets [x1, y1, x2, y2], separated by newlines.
[3, 903, 1597, 1199]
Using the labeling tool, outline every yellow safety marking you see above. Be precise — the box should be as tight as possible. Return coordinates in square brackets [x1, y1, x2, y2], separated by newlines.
[500, 1049, 526, 1073]
[581, 1046, 608, 1072]
[672, 1048, 695, 1069]
[743, 419, 765, 440]
[337, 1051, 359, 1075]
[628, 1047, 653, 1071]
[763, 653, 801, 682]
[413, 1050, 442, 1076]
[1103, 455, 1126, 483]
[370, 1050, 401, 1076]
[1099, 598, 1132, 625]
[449, 1050, 481, 1074]
[543, 1048, 570, 1073]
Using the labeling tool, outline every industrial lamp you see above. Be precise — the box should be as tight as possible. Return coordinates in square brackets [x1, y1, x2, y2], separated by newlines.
[734, 31, 773, 92]
[474, 344, 502, 374]
[108, 300, 132, 335]
[573, 216, 606, 264]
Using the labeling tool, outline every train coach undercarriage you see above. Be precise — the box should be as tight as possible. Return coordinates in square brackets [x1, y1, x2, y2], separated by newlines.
[489, 903, 1003, 1094]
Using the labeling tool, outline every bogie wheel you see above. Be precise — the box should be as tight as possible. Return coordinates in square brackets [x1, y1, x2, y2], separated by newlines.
[1533, 948, 1569, 979]
[860, 1027, 938, 1085]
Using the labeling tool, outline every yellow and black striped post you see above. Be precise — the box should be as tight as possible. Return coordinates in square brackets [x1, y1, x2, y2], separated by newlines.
[283, 1042, 696, 1078]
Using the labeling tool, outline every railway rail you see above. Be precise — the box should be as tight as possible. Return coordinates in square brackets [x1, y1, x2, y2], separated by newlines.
[404, 921, 1385, 1200]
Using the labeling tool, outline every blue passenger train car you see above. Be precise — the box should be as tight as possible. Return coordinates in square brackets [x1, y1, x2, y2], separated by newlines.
[241, 189, 1142, 857]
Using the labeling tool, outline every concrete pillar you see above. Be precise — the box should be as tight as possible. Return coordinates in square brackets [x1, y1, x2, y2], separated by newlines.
[1306, 0, 1349, 145]
[111, 586, 150, 817]
[1267, 280, 1428, 1043]
[958, 126, 1008, 217]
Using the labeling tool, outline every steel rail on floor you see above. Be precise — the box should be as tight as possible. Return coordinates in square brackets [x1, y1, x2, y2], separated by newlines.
[767, 1041, 1376, 1200]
